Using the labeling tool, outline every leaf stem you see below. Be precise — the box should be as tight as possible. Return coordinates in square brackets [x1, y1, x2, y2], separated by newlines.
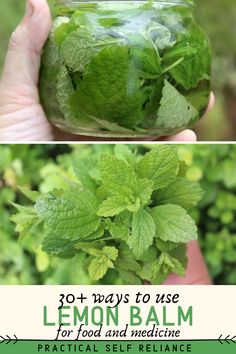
[162, 57, 184, 74]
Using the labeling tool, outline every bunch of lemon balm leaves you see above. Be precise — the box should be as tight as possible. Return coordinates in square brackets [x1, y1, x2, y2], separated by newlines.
[39, 0, 210, 133]
[12, 145, 203, 284]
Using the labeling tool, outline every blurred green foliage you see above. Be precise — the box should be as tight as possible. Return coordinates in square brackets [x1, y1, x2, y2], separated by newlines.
[0, 144, 236, 285]
[0, 144, 92, 285]
[0, 0, 236, 140]
[177, 144, 236, 284]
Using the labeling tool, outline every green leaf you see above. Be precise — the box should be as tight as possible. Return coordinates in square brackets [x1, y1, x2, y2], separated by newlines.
[59, 28, 119, 72]
[137, 262, 153, 281]
[152, 252, 186, 284]
[73, 158, 98, 192]
[118, 269, 142, 285]
[18, 186, 40, 202]
[138, 246, 159, 263]
[42, 233, 77, 258]
[35, 188, 101, 241]
[109, 211, 132, 241]
[130, 46, 161, 79]
[116, 244, 141, 272]
[156, 80, 199, 129]
[136, 145, 179, 189]
[99, 154, 136, 193]
[109, 222, 129, 241]
[170, 243, 188, 270]
[156, 177, 204, 210]
[99, 17, 124, 27]
[151, 204, 198, 243]
[85, 223, 105, 240]
[11, 204, 41, 241]
[163, 34, 211, 89]
[97, 195, 131, 217]
[128, 209, 156, 258]
[131, 178, 154, 207]
[114, 145, 134, 165]
[89, 256, 114, 281]
[56, 65, 76, 122]
[102, 246, 119, 261]
[156, 239, 180, 253]
[41, 40, 60, 66]
[53, 19, 77, 46]
[147, 21, 176, 51]
[60, 28, 95, 71]
[88, 117, 138, 134]
[71, 46, 146, 129]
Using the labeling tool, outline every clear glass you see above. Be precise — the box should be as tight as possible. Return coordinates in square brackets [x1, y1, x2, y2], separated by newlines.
[39, 0, 211, 138]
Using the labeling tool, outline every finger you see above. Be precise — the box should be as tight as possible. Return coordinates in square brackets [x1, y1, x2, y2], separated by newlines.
[160, 129, 197, 142]
[164, 241, 212, 285]
[0, 0, 51, 89]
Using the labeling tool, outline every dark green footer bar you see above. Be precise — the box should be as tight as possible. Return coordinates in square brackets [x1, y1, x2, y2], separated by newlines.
[0, 340, 234, 354]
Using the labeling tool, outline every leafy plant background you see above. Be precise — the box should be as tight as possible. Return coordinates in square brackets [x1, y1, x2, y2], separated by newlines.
[0, 144, 236, 285]
[0, 0, 236, 140]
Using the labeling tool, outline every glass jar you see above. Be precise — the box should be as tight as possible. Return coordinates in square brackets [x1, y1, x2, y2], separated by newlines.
[39, 0, 212, 138]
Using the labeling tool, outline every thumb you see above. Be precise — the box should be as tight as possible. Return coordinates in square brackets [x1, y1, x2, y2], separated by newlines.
[1, 0, 52, 90]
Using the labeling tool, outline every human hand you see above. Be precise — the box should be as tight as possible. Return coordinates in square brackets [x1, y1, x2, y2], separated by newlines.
[0, 0, 53, 141]
[0, 0, 214, 142]
[164, 241, 212, 285]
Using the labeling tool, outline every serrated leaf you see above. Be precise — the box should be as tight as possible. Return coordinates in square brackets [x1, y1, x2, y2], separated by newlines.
[97, 195, 131, 217]
[56, 65, 77, 123]
[85, 223, 105, 240]
[163, 34, 211, 90]
[73, 158, 97, 192]
[114, 145, 134, 165]
[109, 222, 129, 241]
[156, 239, 179, 252]
[131, 178, 154, 207]
[136, 145, 179, 189]
[156, 80, 199, 129]
[42, 233, 77, 258]
[100, 154, 136, 189]
[71, 45, 146, 129]
[152, 252, 186, 284]
[109, 213, 131, 241]
[102, 246, 118, 261]
[88, 256, 114, 281]
[11, 204, 41, 241]
[151, 204, 198, 243]
[156, 177, 204, 210]
[127, 198, 141, 213]
[128, 209, 156, 258]
[132, 178, 154, 206]
[35, 188, 101, 240]
[60, 28, 96, 72]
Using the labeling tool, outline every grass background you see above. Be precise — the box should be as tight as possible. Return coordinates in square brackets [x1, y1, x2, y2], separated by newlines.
[0, 0, 236, 141]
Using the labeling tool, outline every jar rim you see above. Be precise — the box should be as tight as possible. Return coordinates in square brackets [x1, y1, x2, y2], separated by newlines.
[57, 0, 194, 6]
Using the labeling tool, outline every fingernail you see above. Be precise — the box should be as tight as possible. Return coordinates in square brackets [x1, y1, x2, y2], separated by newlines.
[26, 0, 34, 17]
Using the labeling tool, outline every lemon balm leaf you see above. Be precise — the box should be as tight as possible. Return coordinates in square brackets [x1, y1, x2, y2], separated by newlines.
[151, 204, 198, 243]
[156, 80, 199, 129]
[128, 209, 156, 258]
[136, 145, 179, 189]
